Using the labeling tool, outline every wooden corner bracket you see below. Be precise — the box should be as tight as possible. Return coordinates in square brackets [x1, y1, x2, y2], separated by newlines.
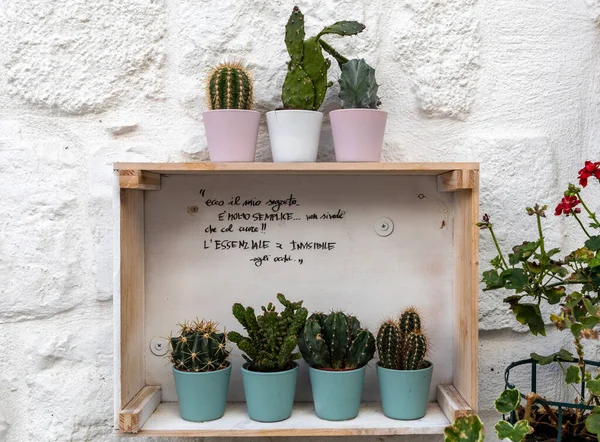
[119, 386, 162, 433]
[437, 170, 476, 192]
[119, 170, 161, 190]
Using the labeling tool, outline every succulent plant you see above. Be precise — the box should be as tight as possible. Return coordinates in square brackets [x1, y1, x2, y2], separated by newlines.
[229, 293, 308, 372]
[376, 307, 429, 370]
[169, 319, 229, 372]
[298, 311, 375, 370]
[282, 6, 365, 111]
[338, 58, 381, 109]
[206, 61, 254, 110]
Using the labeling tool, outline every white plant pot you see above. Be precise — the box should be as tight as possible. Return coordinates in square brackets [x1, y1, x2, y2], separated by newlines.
[266, 110, 323, 162]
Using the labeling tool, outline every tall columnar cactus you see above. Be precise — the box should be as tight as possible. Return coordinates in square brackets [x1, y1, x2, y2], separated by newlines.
[376, 307, 429, 370]
[206, 61, 254, 110]
[229, 294, 308, 372]
[281, 6, 365, 110]
[298, 311, 375, 370]
[169, 319, 230, 372]
[338, 58, 381, 109]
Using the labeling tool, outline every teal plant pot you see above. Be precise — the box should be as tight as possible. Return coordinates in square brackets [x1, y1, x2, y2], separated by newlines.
[172, 364, 231, 422]
[309, 366, 366, 421]
[376, 361, 434, 420]
[241, 363, 298, 422]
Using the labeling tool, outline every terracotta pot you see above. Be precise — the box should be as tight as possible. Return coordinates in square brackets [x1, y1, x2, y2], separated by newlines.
[202, 110, 260, 162]
[330, 109, 387, 162]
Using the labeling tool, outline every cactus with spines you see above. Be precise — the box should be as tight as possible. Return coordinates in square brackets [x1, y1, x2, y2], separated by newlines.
[206, 61, 254, 110]
[282, 6, 365, 110]
[169, 319, 230, 372]
[298, 311, 375, 370]
[229, 294, 308, 372]
[376, 307, 429, 370]
[338, 58, 381, 109]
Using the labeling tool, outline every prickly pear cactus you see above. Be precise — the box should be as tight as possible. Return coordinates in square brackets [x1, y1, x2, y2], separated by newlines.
[169, 319, 229, 372]
[376, 307, 429, 370]
[339, 58, 380, 109]
[298, 311, 375, 370]
[229, 294, 308, 372]
[281, 6, 365, 111]
[206, 61, 254, 110]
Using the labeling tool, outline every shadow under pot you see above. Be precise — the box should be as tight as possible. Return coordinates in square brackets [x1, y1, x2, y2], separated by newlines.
[376, 361, 434, 420]
[202, 109, 260, 162]
[309, 366, 366, 421]
[266, 110, 323, 162]
[329, 109, 387, 162]
[241, 362, 298, 422]
[172, 364, 231, 422]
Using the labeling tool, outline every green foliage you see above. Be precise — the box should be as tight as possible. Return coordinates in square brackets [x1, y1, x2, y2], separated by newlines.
[495, 420, 532, 442]
[281, 6, 365, 110]
[338, 58, 380, 109]
[229, 294, 308, 372]
[494, 388, 520, 414]
[444, 415, 485, 442]
[530, 348, 575, 365]
[585, 407, 600, 439]
[298, 311, 375, 370]
[169, 319, 229, 372]
[206, 61, 253, 110]
[376, 307, 429, 370]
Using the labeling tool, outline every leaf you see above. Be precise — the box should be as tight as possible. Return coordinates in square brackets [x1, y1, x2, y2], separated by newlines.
[530, 349, 575, 365]
[482, 269, 505, 290]
[444, 415, 485, 442]
[509, 303, 546, 336]
[587, 380, 600, 396]
[571, 322, 583, 338]
[338, 59, 380, 109]
[545, 287, 566, 305]
[495, 420, 531, 442]
[586, 236, 600, 251]
[584, 298, 600, 316]
[565, 292, 583, 309]
[585, 408, 600, 435]
[581, 316, 600, 329]
[495, 389, 520, 413]
[511, 241, 539, 262]
[490, 255, 503, 269]
[566, 365, 582, 384]
[501, 268, 529, 292]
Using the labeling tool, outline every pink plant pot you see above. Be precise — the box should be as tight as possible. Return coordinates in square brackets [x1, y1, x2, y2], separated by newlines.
[202, 110, 260, 162]
[330, 109, 387, 162]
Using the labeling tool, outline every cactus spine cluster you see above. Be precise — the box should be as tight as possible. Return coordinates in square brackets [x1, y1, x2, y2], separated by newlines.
[229, 294, 308, 372]
[206, 61, 254, 110]
[338, 58, 381, 109]
[282, 6, 365, 110]
[376, 307, 428, 370]
[298, 311, 375, 370]
[169, 319, 230, 372]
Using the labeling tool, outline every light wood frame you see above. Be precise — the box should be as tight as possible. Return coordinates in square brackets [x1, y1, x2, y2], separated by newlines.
[115, 162, 479, 436]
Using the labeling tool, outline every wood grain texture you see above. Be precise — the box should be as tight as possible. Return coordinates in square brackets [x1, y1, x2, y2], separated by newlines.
[114, 162, 479, 176]
[119, 386, 162, 433]
[453, 169, 480, 411]
[437, 170, 476, 192]
[120, 190, 146, 408]
[136, 402, 450, 437]
[119, 170, 161, 190]
[437, 384, 473, 422]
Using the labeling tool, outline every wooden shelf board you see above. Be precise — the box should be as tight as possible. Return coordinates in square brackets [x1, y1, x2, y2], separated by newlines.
[114, 162, 479, 176]
[137, 402, 449, 437]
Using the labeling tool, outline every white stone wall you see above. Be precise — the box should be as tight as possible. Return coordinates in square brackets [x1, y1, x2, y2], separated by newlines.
[1, 0, 599, 440]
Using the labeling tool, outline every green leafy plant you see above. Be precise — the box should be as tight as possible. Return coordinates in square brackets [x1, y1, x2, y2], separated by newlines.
[479, 160, 600, 440]
[298, 311, 375, 369]
[229, 293, 308, 372]
[169, 319, 230, 372]
[376, 307, 429, 370]
[338, 58, 380, 109]
[282, 6, 365, 110]
[206, 61, 254, 110]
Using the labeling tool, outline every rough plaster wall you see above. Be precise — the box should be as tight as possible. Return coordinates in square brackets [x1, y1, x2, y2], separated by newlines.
[0, 0, 599, 441]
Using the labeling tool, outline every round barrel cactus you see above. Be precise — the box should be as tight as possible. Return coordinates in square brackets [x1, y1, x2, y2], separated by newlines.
[206, 61, 254, 110]
[169, 319, 229, 372]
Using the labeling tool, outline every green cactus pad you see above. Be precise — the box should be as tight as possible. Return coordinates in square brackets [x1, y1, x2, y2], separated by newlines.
[339, 58, 380, 109]
[282, 65, 315, 110]
[317, 21, 366, 38]
[285, 6, 305, 65]
[302, 37, 331, 110]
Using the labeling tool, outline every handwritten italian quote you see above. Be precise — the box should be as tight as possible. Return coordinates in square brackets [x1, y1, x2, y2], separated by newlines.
[198, 189, 346, 267]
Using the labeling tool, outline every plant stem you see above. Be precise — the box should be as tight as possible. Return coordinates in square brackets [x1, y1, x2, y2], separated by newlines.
[488, 226, 509, 269]
[577, 192, 600, 227]
[536, 213, 546, 256]
[573, 213, 592, 238]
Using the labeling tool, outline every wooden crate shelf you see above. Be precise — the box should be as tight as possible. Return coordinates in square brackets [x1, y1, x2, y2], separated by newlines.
[115, 162, 479, 436]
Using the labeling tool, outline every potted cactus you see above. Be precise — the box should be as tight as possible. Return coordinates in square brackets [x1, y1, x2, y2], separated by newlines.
[169, 319, 231, 422]
[376, 308, 433, 420]
[267, 6, 365, 162]
[229, 294, 308, 422]
[298, 311, 375, 421]
[203, 61, 260, 162]
[329, 58, 386, 161]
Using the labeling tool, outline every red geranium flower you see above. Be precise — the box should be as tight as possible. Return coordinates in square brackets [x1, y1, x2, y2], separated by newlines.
[555, 195, 581, 216]
[578, 161, 600, 187]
